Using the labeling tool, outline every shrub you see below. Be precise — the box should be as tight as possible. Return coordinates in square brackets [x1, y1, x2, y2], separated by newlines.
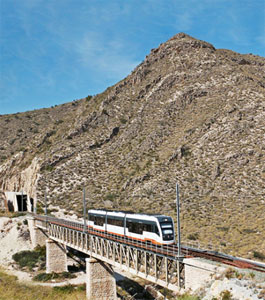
[253, 251, 265, 260]
[216, 226, 229, 232]
[177, 294, 200, 300]
[11, 212, 26, 218]
[242, 228, 256, 234]
[235, 270, 244, 279]
[33, 273, 58, 282]
[76, 284, 86, 291]
[224, 268, 235, 279]
[55, 119, 64, 125]
[12, 246, 46, 271]
[44, 165, 54, 172]
[187, 233, 199, 240]
[220, 290, 232, 300]
[120, 117, 127, 124]
[36, 202, 44, 214]
[104, 193, 117, 201]
[33, 272, 76, 282]
[180, 145, 191, 157]
[53, 285, 75, 293]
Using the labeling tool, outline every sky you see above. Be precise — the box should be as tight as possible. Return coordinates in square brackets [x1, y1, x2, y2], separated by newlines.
[0, 0, 264, 115]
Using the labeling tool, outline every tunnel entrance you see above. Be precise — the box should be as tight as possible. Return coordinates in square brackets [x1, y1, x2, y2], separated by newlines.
[16, 194, 28, 212]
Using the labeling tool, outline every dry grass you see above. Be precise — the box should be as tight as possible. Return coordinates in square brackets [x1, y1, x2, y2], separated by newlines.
[0, 268, 86, 300]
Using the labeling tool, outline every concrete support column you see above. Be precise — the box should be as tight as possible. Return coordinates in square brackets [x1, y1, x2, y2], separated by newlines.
[86, 258, 117, 300]
[27, 216, 47, 247]
[183, 258, 226, 292]
[46, 239, 68, 273]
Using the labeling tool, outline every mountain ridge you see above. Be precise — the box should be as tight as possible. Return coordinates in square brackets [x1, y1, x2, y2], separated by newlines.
[0, 33, 264, 259]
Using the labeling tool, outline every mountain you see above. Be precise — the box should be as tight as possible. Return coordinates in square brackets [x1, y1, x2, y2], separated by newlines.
[1, 33, 264, 259]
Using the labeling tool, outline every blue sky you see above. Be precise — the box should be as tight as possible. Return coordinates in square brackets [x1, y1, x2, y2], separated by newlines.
[0, 0, 264, 115]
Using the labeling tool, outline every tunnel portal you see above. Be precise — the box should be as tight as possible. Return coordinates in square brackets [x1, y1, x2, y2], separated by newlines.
[16, 194, 28, 211]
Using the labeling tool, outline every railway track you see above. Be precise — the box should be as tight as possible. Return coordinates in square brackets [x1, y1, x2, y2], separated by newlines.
[180, 245, 265, 273]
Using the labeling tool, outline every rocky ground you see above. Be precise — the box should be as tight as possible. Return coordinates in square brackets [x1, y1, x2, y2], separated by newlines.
[198, 270, 265, 300]
[0, 215, 33, 267]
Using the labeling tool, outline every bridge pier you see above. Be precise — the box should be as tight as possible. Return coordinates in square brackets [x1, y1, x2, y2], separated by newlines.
[46, 239, 68, 273]
[86, 258, 117, 300]
[28, 216, 47, 247]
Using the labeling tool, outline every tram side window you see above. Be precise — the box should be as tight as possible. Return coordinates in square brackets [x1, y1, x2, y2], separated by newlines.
[128, 221, 143, 234]
[128, 221, 133, 232]
[94, 216, 105, 226]
[154, 225, 160, 236]
[89, 215, 95, 222]
[107, 218, 123, 227]
[142, 223, 152, 232]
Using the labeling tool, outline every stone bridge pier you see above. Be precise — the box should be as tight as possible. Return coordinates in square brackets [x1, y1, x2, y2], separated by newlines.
[28, 216, 48, 247]
[46, 239, 68, 273]
[86, 258, 117, 300]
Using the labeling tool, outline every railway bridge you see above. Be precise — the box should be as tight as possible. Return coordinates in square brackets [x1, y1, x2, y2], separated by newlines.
[27, 214, 265, 300]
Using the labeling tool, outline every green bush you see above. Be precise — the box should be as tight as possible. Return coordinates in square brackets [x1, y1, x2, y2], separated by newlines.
[55, 119, 64, 125]
[36, 202, 44, 214]
[253, 251, 265, 260]
[120, 117, 127, 124]
[12, 246, 46, 271]
[86, 95, 92, 101]
[216, 226, 229, 232]
[187, 233, 199, 240]
[33, 272, 76, 282]
[224, 268, 235, 279]
[104, 193, 117, 201]
[33, 273, 58, 282]
[177, 294, 200, 300]
[220, 290, 232, 300]
[53, 285, 75, 293]
[11, 212, 26, 218]
[44, 165, 54, 172]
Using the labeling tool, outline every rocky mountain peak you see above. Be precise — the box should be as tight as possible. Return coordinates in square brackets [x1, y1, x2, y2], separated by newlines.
[0, 33, 264, 259]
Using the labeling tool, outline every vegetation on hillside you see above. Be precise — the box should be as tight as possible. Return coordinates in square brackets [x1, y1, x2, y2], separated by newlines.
[0, 33, 264, 259]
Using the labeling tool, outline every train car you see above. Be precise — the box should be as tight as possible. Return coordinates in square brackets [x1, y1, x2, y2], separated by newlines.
[87, 209, 175, 245]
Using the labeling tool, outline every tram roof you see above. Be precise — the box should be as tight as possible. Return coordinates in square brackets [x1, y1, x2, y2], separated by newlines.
[88, 208, 170, 218]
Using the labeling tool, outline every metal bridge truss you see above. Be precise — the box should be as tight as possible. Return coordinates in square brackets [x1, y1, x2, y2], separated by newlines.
[35, 216, 184, 292]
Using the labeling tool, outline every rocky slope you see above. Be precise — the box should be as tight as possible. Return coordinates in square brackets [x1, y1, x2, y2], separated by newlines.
[0, 33, 264, 258]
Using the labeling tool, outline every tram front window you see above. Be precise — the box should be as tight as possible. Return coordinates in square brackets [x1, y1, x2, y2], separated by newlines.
[160, 221, 174, 241]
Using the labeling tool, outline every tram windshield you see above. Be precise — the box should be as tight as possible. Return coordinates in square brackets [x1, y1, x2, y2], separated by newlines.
[160, 221, 174, 240]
